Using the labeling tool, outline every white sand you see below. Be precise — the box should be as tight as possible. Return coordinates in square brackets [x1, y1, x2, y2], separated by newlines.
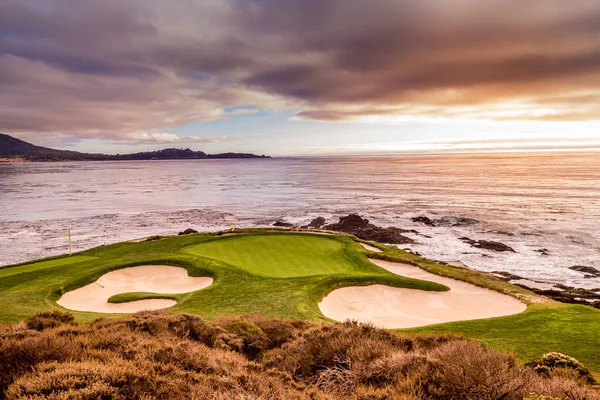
[359, 242, 383, 252]
[57, 265, 213, 313]
[319, 259, 526, 328]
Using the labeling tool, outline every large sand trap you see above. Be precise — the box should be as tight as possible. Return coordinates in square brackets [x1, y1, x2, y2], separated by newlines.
[57, 265, 213, 313]
[359, 242, 383, 252]
[319, 259, 526, 328]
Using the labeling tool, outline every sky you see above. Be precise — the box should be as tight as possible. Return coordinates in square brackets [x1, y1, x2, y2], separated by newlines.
[1, 0, 600, 156]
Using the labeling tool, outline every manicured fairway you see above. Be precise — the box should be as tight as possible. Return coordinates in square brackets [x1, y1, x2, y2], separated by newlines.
[0, 232, 445, 324]
[183, 234, 357, 277]
[0, 256, 97, 279]
[1, 230, 599, 375]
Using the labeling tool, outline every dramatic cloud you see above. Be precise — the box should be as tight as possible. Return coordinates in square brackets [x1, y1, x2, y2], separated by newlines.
[1, 0, 599, 141]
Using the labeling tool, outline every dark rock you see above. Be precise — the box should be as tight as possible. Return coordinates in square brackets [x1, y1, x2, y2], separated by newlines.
[531, 287, 600, 309]
[460, 237, 515, 252]
[501, 280, 600, 309]
[492, 271, 525, 281]
[308, 217, 326, 229]
[535, 248, 551, 256]
[178, 228, 198, 235]
[437, 216, 479, 226]
[325, 214, 370, 231]
[324, 214, 415, 245]
[412, 215, 478, 227]
[273, 221, 295, 228]
[569, 266, 600, 277]
[492, 231, 516, 236]
[143, 235, 163, 242]
[412, 216, 436, 226]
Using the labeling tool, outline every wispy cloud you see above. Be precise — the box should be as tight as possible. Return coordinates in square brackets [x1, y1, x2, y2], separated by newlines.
[293, 135, 600, 155]
[117, 132, 252, 145]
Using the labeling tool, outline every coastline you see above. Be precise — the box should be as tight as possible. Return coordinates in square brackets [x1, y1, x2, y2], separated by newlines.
[0, 157, 28, 163]
[1, 154, 598, 292]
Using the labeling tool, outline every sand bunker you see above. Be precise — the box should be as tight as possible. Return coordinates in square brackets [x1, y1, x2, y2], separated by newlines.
[319, 259, 526, 328]
[359, 242, 383, 252]
[57, 265, 213, 313]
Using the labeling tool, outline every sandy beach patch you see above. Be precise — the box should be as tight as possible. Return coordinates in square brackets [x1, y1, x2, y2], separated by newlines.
[319, 259, 526, 328]
[57, 265, 212, 313]
[359, 242, 383, 252]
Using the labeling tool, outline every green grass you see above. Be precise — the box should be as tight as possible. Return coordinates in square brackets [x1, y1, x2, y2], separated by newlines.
[1, 230, 599, 374]
[0, 256, 97, 279]
[108, 292, 178, 303]
[403, 303, 600, 376]
[182, 234, 359, 277]
[0, 232, 445, 324]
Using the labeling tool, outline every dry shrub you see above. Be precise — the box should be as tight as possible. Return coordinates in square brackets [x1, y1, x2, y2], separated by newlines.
[528, 375, 600, 400]
[215, 315, 308, 359]
[149, 341, 248, 376]
[263, 321, 461, 385]
[357, 351, 429, 387]
[0, 331, 86, 392]
[424, 341, 533, 399]
[5, 359, 325, 400]
[221, 320, 270, 359]
[264, 321, 415, 380]
[530, 352, 596, 385]
[24, 310, 74, 331]
[1, 311, 597, 400]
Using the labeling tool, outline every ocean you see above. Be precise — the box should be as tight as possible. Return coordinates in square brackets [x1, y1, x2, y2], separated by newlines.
[1, 152, 599, 290]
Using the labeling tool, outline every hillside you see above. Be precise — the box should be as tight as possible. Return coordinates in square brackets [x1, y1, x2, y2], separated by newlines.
[0, 134, 268, 161]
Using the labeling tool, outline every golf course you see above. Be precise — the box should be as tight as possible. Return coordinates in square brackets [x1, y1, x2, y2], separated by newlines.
[1, 230, 599, 376]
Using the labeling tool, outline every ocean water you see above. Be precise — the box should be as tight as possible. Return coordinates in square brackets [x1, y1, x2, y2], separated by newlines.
[1, 153, 599, 289]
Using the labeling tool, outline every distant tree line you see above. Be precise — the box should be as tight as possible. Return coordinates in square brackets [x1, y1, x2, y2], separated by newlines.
[0, 134, 269, 161]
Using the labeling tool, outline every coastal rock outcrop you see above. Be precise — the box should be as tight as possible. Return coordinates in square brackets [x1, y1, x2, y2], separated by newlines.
[273, 221, 295, 228]
[412, 216, 436, 226]
[325, 214, 415, 244]
[494, 271, 600, 309]
[178, 228, 198, 235]
[535, 248, 551, 256]
[412, 215, 478, 227]
[569, 265, 600, 278]
[308, 217, 326, 229]
[460, 237, 515, 252]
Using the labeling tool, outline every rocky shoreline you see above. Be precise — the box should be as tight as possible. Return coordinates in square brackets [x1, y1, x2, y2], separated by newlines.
[493, 271, 600, 309]
[270, 213, 600, 309]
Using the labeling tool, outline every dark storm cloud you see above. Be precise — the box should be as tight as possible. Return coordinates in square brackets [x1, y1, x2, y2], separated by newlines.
[0, 0, 599, 141]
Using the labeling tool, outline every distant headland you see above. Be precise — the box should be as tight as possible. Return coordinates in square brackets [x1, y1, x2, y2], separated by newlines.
[0, 134, 269, 162]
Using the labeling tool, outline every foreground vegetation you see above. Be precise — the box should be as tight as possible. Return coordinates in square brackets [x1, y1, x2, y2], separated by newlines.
[1, 230, 599, 377]
[406, 303, 600, 381]
[1, 311, 596, 399]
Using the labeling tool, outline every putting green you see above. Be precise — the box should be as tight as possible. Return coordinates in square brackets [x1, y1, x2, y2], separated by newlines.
[1, 231, 599, 374]
[182, 234, 358, 278]
[0, 232, 440, 324]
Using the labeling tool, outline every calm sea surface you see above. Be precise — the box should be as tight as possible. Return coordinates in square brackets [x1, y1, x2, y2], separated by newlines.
[1, 153, 599, 289]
